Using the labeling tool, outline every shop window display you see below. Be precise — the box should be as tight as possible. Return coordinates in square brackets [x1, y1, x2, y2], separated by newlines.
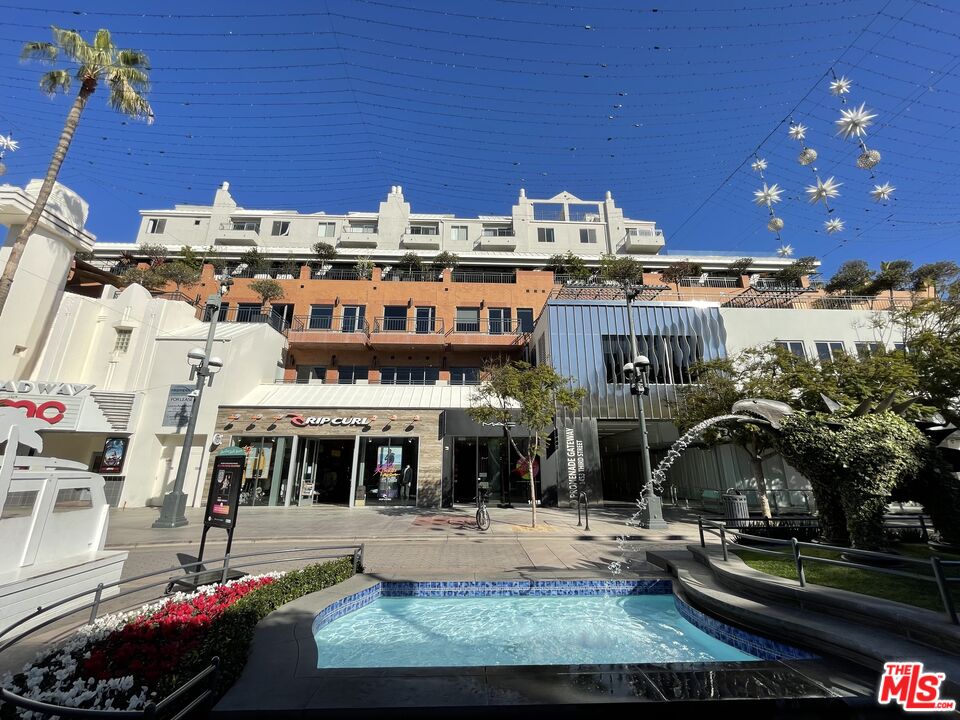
[356, 437, 418, 506]
[233, 436, 292, 506]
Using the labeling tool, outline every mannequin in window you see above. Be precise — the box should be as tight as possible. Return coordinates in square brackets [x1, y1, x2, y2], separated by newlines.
[400, 464, 412, 501]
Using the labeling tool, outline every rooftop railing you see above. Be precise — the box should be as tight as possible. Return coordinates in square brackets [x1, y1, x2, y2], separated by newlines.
[678, 276, 740, 288]
[451, 270, 516, 284]
[383, 269, 442, 282]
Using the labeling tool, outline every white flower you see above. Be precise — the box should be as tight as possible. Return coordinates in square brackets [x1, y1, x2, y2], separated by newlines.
[806, 176, 842, 204]
[0, 134, 18, 152]
[830, 75, 852, 96]
[836, 102, 876, 139]
[777, 244, 794, 258]
[824, 218, 844, 234]
[750, 157, 768, 173]
[871, 182, 895, 202]
[788, 123, 807, 141]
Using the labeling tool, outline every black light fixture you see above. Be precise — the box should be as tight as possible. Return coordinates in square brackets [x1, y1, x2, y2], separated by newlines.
[334, 296, 340, 306]
[407, 297, 413, 307]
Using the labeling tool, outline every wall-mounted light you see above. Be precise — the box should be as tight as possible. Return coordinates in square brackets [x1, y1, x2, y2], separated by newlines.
[335, 296, 340, 306]
[370, 415, 378, 422]
[250, 414, 263, 421]
[227, 414, 242, 421]
[407, 297, 413, 307]
[390, 414, 398, 421]
[412, 414, 420, 422]
[480, 299, 485, 309]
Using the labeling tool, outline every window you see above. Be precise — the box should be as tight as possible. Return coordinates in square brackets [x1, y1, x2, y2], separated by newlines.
[380, 367, 439, 385]
[271, 221, 290, 236]
[537, 227, 555, 243]
[309, 304, 334, 330]
[488, 307, 512, 334]
[415, 307, 436, 333]
[482, 226, 513, 237]
[533, 203, 565, 221]
[455, 307, 480, 332]
[231, 219, 260, 232]
[517, 308, 535, 333]
[450, 225, 468, 241]
[774, 340, 805, 358]
[408, 225, 438, 235]
[568, 203, 601, 222]
[579, 228, 597, 244]
[113, 329, 132, 353]
[855, 342, 882, 357]
[341, 305, 365, 332]
[194, 219, 201, 226]
[382, 306, 407, 332]
[450, 367, 480, 385]
[894, 342, 908, 353]
[338, 365, 368, 384]
[236, 303, 262, 323]
[146, 218, 166, 234]
[295, 366, 325, 383]
[318, 222, 336, 238]
[270, 303, 294, 330]
[815, 341, 846, 361]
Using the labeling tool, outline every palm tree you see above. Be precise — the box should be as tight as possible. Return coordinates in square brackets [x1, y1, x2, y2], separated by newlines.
[0, 26, 154, 316]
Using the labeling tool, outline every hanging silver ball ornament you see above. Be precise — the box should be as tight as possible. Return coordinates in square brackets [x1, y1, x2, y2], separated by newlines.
[767, 216, 784, 232]
[856, 148, 881, 170]
[798, 148, 818, 166]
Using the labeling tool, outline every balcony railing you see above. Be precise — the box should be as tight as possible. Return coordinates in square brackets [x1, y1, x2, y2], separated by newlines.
[314, 267, 366, 280]
[449, 318, 522, 335]
[480, 228, 515, 237]
[372, 317, 445, 334]
[226, 267, 300, 279]
[344, 225, 378, 234]
[150, 290, 200, 305]
[201, 305, 289, 333]
[291, 315, 369, 333]
[798, 295, 914, 311]
[219, 221, 260, 233]
[753, 277, 801, 289]
[678, 276, 740, 288]
[383, 270, 442, 282]
[451, 271, 516, 284]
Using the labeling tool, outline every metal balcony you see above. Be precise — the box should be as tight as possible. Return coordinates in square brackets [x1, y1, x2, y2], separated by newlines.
[369, 316, 446, 348]
[288, 315, 369, 345]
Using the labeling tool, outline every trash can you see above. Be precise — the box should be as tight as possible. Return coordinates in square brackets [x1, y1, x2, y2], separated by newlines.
[722, 489, 749, 528]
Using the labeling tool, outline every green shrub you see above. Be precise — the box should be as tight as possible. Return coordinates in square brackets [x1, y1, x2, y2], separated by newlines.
[177, 557, 355, 696]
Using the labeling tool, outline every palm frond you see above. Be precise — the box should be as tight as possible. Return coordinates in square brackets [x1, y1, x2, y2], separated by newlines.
[93, 28, 113, 52]
[117, 49, 150, 70]
[20, 41, 58, 63]
[39, 69, 71, 96]
[107, 77, 154, 124]
[108, 66, 150, 94]
[50, 26, 90, 63]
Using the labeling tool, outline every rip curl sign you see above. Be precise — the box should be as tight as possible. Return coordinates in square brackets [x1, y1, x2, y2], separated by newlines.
[289, 415, 370, 428]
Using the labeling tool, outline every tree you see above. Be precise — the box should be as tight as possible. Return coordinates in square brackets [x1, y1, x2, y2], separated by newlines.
[312, 241, 337, 269]
[910, 261, 960, 297]
[178, 246, 203, 271]
[729, 257, 754, 277]
[868, 259, 913, 299]
[156, 261, 200, 292]
[119, 267, 165, 292]
[0, 27, 153, 316]
[397, 251, 422, 273]
[826, 260, 873, 294]
[354, 256, 374, 280]
[773, 256, 817, 286]
[468, 361, 586, 527]
[548, 251, 591, 280]
[139, 242, 167, 268]
[249, 278, 284, 309]
[432, 251, 460, 270]
[240, 248, 269, 275]
[599, 255, 645, 288]
[660, 261, 702, 285]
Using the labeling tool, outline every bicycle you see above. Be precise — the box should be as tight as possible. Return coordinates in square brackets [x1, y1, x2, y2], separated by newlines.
[476, 484, 491, 531]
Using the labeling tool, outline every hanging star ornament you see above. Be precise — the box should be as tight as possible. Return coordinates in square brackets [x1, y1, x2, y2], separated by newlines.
[806, 176, 842, 205]
[751, 157, 768, 173]
[836, 103, 876, 140]
[753, 183, 783, 207]
[788, 123, 807, 141]
[871, 182, 895, 202]
[777, 244, 794, 258]
[824, 218, 844, 234]
[830, 75, 852, 97]
[0, 135, 18, 152]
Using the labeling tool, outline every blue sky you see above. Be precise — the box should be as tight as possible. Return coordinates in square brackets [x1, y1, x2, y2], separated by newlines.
[0, 0, 957, 277]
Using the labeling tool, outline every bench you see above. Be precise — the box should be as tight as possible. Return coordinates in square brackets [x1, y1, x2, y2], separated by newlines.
[701, 489, 722, 513]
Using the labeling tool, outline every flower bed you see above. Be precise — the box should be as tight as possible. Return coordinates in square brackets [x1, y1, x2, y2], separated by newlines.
[1, 557, 355, 717]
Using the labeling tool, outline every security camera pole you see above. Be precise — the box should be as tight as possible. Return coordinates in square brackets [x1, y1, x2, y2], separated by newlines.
[623, 286, 668, 529]
[154, 278, 233, 528]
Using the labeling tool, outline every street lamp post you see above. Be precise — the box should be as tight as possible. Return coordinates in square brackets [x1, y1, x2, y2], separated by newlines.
[623, 286, 668, 530]
[153, 279, 232, 528]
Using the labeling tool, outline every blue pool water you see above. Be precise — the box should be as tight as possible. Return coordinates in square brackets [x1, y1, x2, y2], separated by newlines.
[314, 594, 758, 668]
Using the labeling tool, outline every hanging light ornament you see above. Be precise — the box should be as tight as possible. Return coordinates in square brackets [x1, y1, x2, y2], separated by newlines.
[806, 176, 842, 207]
[0, 133, 18, 177]
[788, 118, 843, 232]
[824, 218, 844, 234]
[829, 75, 853, 98]
[750, 156, 785, 238]
[776, 244, 794, 258]
[829, 72, 884, 181]
[871, 182, 895, 203]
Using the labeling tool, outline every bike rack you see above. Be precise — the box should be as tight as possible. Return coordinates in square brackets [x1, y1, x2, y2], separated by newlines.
[576, 490, 590, 531]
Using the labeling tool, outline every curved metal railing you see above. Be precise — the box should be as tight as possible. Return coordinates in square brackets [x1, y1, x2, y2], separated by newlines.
[0, 544, 363, 718]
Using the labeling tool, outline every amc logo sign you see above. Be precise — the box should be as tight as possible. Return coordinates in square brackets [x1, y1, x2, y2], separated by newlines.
[0, 398, 68, 424]
[289, 415, 369, 428]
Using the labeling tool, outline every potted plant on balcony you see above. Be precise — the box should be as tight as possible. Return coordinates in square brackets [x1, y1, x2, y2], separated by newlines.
[312, 241, 337, 277]
[729, 257, 754, 286]
[396, 251, 422, 280]
[276, 260, 299, 280]
[355, 256, 374, 280]
[156, 261, 201, 294]
[241, 248, 271, 279]
[432, 251, 459, 279]
[548, 251, 591, 282]
[660, 260, 702, 287]
[250, 278, 284, 314]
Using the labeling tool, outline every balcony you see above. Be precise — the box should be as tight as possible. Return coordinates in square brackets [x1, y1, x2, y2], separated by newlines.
[215, 222, 260, 246]
[622, 227, 664, 254]
[451, 270, 516, 284]
[383, 269, 442, 282]
[369, 317, 447, 348]
[288, 315, 369, 345]
[200, 305, 288, 334]
[446, 318, 524, 350]
[339, 226, 379, 248]
[313, 267, 366, 280]
[678, 275, 740, 288]
[476, 232, 516, 251]
[401, 226, 441, 249]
